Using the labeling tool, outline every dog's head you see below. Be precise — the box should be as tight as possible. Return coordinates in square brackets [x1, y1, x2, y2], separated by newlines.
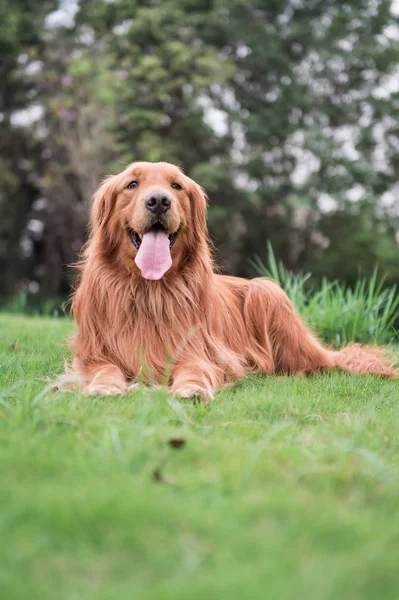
[91, 161, 208, 280]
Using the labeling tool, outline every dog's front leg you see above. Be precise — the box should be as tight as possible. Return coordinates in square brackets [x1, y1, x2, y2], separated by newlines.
[83, 363, 128, 396]
[170, 360, 220, 404]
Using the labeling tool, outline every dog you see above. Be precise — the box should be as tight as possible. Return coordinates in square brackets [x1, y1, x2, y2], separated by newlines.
[67, 161, 396, 401]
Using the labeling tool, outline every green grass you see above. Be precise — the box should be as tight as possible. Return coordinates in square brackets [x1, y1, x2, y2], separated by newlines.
[253, 242, 399, 346]
[1, 313, 399, 599]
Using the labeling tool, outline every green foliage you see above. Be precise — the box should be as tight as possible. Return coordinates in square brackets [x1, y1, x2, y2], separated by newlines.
[308, 199, 399, 286]
[1, 0, 399, 295]
[0, 0, 58, 294]
[0, 293, 67, 317]
[253, 242, 399, 346]
[1, 314, 399, 599]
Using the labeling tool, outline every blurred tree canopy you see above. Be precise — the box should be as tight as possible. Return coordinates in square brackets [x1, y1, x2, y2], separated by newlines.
[0, 0, 398, 298]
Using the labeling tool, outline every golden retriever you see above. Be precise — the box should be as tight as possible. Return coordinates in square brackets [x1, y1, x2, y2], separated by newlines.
[68, 161, 396, 400]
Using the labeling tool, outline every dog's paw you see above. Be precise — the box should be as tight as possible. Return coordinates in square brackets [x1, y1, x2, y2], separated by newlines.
[173, 384, 214, 404]
[86, 384, 126, 396]
[126, 382, 162, 392]
[127, 382, 140, 391]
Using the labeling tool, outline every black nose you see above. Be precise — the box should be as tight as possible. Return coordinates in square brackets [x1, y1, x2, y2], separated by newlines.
[145, 192, 171, 215]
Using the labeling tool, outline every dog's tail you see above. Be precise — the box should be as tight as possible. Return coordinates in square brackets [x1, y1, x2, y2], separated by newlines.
[244, 278, 397, 378]
[332, 343, 397, 377]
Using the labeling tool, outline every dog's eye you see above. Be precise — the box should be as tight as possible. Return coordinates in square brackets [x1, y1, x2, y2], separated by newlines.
[171, 182, 183, 190]
[126, 180, 139, 189]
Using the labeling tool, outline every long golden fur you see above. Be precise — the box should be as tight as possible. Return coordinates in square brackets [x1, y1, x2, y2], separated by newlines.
[68, 161, 396, 400]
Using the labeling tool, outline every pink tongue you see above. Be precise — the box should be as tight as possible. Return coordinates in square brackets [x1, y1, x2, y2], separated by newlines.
[135, 229, 172, 280]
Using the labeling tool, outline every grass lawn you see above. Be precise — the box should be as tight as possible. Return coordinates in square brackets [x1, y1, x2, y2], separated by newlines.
[1, 313, 399, 599]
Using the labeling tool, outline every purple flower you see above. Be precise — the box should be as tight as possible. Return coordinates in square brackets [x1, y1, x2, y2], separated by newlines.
[61, 75, 73, 86]
[118, 70, 129, 79]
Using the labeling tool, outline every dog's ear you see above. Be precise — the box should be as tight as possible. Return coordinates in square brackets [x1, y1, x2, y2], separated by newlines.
[91, 175, 118, 230]
[187, 178, 209, 245]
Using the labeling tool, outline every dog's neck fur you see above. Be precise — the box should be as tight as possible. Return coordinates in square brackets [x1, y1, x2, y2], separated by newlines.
[70, 229, 244, 385]
[74, 234, 214, 342]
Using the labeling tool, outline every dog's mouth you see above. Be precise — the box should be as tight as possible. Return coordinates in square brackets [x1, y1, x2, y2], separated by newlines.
[128, 223, 178, 251]
[128, 222, 179, 281]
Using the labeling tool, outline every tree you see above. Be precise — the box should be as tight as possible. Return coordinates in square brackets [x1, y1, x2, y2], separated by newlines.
[0, 0, 398, 298]
[76, 0, 249, 271]
[76, 0, 399, 277]
[31, 32, 119, 296]
[0, 0, 57, 294]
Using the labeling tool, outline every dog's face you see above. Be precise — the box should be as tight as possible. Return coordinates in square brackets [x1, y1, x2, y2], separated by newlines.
[91, 162, 208, 280]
